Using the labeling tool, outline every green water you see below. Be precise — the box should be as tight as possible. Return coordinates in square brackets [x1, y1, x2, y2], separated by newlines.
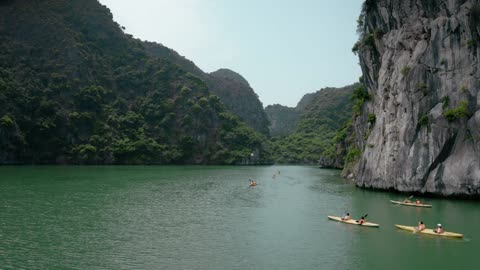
[0, 166, 477, 269]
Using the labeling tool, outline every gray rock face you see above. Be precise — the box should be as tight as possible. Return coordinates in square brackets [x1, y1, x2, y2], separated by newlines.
[353, 0, 480, 196]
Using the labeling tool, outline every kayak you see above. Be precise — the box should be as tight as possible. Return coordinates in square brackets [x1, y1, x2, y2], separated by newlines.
[327, 215, 380, 227]
[249, 183, 257, 186]
[390, 200, 432, 208]
[395, 224, 464, 238]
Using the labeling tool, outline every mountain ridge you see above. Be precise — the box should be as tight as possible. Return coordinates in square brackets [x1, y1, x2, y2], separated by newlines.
[267, 84, 357, 164]
[0, 0, 269, 165]
[143, 41, 270, 135]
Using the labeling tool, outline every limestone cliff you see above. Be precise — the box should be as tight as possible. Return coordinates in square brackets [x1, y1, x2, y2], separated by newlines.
[352, 0, 480, 196]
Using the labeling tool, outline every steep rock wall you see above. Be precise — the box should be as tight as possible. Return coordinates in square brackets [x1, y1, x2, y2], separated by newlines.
[353, 0, 480, 196]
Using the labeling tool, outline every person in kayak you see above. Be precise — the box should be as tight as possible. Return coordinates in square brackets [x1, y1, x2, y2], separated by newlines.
[341, 213, 351, 221]
[357, 216, 366, 225]
[434, 224, 444, 234]
[415, 199, 422, 204]
[417, 221, 426, 231]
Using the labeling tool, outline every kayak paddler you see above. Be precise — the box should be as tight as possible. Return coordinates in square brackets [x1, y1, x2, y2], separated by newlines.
[341, 213, 351, 221]
[357, 216, 366, 225]
[417, 221, 426, 231]
[434, 224, 444, 234]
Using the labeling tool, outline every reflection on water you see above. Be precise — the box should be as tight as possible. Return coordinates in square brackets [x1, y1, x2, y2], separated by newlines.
[0, 166, 478, 269]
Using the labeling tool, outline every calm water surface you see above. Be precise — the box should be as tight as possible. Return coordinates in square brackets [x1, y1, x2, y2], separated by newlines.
[0, 166, 478, 269]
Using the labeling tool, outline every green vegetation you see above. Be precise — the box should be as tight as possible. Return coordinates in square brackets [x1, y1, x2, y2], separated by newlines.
[264, 104, 300, 137]
[419, 115, 429, 126]
[351, 85, 370, 116]
[0, 115, 15, 127]
[269, 85, 356, 164]
[352, 34, 375, 54]
[373, 29, 383, 40]
[363, 34, 375, 47]
[345, 147, 361, 163]
[418, 82, 428, 96]
[352, 41, 361, 54]
[441, 96, 450, 109]
[401, 66, 411, 76]
[353, 2, 378, 55]
[356, 15, 365, 35]
[467, 40, 477, 48]
[444, 100, 470, 122]
[0, 0, 269, 164]
[367, 113, 376, 124]
[144, 43, 270, 135]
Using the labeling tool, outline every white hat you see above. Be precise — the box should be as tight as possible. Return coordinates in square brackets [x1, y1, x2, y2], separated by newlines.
[437, 224, 442, 227]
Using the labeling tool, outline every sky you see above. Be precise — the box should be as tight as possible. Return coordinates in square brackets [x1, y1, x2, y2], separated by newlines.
[99, 0, 363, 107]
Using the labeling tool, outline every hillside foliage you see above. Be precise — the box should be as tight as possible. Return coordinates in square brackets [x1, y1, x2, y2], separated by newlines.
[268, 84, 357, 164]
[0, 0, 268, 164]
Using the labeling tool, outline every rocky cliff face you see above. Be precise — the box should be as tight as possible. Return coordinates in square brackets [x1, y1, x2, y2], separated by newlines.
[352, 0, 480, 196]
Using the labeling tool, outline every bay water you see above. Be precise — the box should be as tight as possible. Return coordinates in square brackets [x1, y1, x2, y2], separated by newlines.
[0, 166, 477, 269]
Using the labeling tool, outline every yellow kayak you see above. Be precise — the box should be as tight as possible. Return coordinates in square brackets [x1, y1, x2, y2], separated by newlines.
[390, 200, 432, 208]
[395, 225, 464, 238]
[327, 215, 380, 227]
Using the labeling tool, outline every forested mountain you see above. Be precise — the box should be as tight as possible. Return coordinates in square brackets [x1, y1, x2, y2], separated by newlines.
[268, 84, 357, 164]
[0, 0, 268, 164]
[265, 104, 300, 137]
[144, 42, 270, 135]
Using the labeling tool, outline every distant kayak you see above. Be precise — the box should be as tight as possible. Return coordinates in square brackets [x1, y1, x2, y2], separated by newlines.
[249, 183, 257, 186]
[327, 215, 380, 227]
[390, 200, 432, 208]
[395, 224, 463, 238]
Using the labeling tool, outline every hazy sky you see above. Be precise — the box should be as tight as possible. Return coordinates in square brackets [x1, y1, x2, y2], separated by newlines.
[99, 0, 363, 107]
